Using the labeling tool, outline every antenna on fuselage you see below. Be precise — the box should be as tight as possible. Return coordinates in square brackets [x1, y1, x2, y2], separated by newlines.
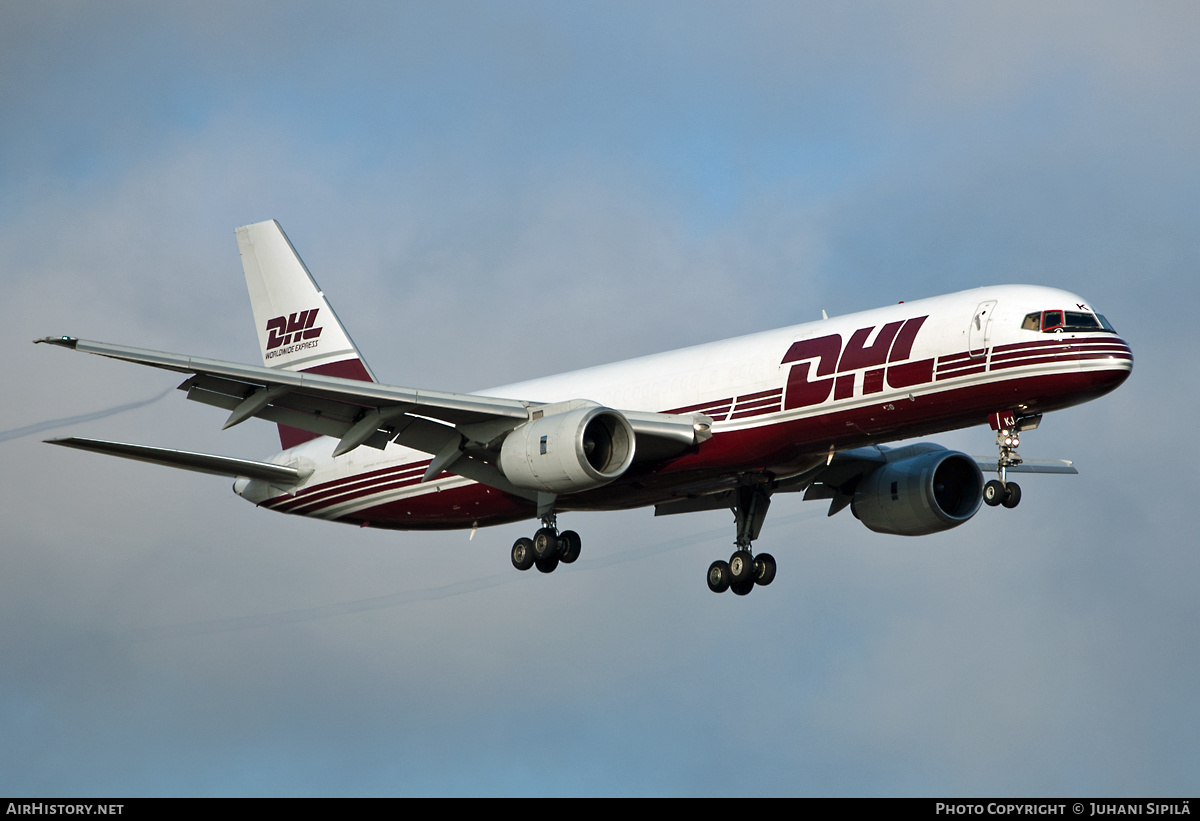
[821, 309, 828, 320]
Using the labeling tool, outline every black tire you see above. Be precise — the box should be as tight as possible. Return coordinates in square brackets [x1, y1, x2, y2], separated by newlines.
[729, 550, 755, 584]
[558, 530, 582, 564]
[532, 527, 559, 560]
[730, 580, 754, 596]
[984, 479, 1005, 507]
[1002, 481, 1022, 509]
[511, 537, 535, 571]
[707, 560, 731, 593]
[535, 555, 559, 574]
[753, 553, 777, 586]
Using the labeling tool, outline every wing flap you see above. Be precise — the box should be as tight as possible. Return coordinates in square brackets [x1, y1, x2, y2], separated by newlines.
[184, 384, 393, 450]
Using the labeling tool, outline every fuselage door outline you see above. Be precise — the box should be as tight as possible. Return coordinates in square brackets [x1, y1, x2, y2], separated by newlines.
[969, 300, 997, 359]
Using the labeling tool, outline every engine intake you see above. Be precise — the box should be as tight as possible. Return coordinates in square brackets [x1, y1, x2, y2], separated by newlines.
[851, 447, 984, 536]
[499, 404, 636, 494]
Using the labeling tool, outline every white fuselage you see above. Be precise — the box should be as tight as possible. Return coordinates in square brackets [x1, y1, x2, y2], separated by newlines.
[243, 285, 1131, 528]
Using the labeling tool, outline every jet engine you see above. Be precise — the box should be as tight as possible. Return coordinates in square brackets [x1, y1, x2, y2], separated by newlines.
[851, 447, 984, 536]
[499, 404, 636, 494]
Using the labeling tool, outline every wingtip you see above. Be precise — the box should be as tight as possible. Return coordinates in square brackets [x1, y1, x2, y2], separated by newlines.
[35, 336, 78, 349]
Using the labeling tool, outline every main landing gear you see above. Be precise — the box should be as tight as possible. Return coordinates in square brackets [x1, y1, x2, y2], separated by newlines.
[706, 480, 777, 596]
[983, 412, 1039, 509]
[510, 513, 581, 574]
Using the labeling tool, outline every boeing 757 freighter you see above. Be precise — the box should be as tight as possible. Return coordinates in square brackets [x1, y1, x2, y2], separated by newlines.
[38, 221, 1132, 595]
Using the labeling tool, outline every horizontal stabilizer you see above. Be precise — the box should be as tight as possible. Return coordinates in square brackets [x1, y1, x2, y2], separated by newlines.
[45, 437, 303, 484]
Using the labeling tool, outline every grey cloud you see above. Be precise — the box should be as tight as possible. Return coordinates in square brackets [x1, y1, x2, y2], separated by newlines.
[1, 1, 1196, 797]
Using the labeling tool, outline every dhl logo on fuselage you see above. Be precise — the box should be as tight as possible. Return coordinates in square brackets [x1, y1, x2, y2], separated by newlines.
[782, 315, 932, 409]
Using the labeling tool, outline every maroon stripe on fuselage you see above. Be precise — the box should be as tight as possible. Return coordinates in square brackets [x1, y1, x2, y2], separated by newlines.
[269, 457, 431, 501]
[731, 396, 782, 411]
[733, 403, 780, 414]
[337, 483, 531, 530]
[935, 352, 987, 377]
[734, 387, 783, 403]
[285, 473, 432, 516]
[936, 364, 987, 380]
[991, 335, 1126, 353]
[267, 463, 431, 514]
[990, 351, 1132, 371]
[989, 338, 1132, 370]
[729, 407, 780, 420]
[664, 397, 734, 415]
[728, 387, 783, 419]
[264, 458, 432, 512]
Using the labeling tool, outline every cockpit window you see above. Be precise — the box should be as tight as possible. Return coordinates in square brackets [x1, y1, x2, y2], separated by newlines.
[1022, 309, 1116, 333]
[1065, 311, 1102, 330]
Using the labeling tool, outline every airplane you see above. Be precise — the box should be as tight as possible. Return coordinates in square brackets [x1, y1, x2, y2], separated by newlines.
[37, 220, 1133, 595]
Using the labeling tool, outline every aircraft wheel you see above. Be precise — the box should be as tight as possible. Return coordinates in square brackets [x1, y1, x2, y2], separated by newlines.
[730, 580, 754, 596]
[558, 530, 582, 564]
[1001, 482, 1022, 509]
[535, 555, 560, 574]
[511, 538, 536, 571]
[532, 527, 559, 560]
[983, 480, 1005, 507]
[707, 560, 731, 593]
[753, 553, 777, 587]
[729, 550, 755, 584]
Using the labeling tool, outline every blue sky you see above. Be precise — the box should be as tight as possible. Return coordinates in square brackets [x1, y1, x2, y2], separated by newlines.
[2, 1, 1198, 796]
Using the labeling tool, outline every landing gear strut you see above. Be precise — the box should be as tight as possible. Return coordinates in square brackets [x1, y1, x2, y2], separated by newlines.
[707, 478, 777, 595]
[510, 511, 581, 574]
[983, 412, 1039, 509]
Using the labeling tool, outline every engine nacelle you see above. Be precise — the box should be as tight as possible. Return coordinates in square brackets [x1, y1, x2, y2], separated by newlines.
[499, 404, 636, 494]
[851, 447, 984, 536]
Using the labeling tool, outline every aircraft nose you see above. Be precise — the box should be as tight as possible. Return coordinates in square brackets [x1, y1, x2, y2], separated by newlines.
[1095, 336, 1133, 390]
[1111, 337, 1134, 372]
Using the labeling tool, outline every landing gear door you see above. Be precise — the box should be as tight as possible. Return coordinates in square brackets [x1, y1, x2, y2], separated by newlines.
[969, 300, 997, 359]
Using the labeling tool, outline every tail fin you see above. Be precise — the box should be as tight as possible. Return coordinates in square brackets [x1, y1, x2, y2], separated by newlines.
[236, 220, 376, 448]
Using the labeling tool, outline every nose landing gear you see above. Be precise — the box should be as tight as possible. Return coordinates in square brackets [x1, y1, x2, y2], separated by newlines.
[984, 411, 1041, 509]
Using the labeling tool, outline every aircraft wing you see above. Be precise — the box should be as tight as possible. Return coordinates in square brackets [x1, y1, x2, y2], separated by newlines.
[790, 448, 1077, 517]
[654, 445, 1078, 520]
[653, 446, 880, 519]
[35, 336, 711, 474]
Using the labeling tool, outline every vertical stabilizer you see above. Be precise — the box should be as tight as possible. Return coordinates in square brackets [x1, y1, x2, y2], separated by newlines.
[236, 220, 376, 448]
